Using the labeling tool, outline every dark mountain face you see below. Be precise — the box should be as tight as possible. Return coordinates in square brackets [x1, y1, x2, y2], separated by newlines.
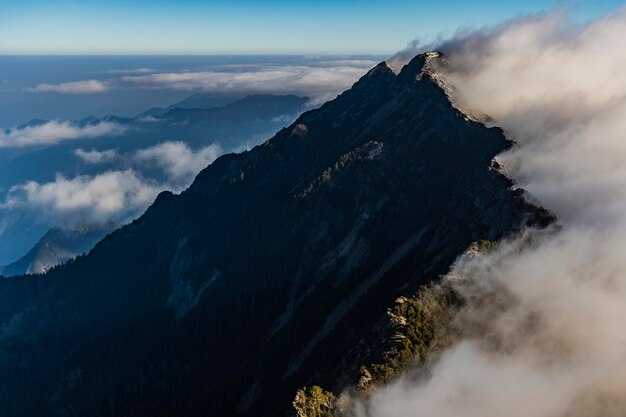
[0, 53, 548, 417]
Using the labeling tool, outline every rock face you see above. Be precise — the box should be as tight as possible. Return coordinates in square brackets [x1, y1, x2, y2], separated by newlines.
[0, 53, 549, 417]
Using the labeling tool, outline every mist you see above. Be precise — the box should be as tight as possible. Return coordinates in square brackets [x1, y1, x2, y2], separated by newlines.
[363, 6, 626, 417]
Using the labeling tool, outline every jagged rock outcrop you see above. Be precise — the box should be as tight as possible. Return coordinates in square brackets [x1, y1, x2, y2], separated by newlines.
[0, 53, 550, 417]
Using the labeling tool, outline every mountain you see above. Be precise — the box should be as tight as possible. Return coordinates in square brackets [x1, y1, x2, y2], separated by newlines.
[0, 222, 117, 277]
[14, 118, 49, 130]
[0, 53, 551, 417]
[162, 94, 306, 122]
[165, 92, 245, 111]
[0, 94, 309, 265]
[137, 92, 245, 118]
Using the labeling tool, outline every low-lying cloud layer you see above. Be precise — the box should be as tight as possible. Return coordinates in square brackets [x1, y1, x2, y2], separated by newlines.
[123, 64, 368, 103]
[29, 79, 109, 94]
[105, 68, 155, 75]
[365, 6, 626, 417]
[24, 59, 377, 101]
[2, 171, 161, 224]
[0, 120, 125, 148]
[135, 141, 221, 181]
[75, 141, 221, 180]
[74, 148, 119, 164]
[5, 141, 222, 225]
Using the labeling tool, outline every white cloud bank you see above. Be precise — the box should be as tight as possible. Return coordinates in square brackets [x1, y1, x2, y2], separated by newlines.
[74, 148, 119, 164]
[5, 141, 222, 225]
[105, 68, 155, 75]
[29, 79, 109, 94]
[24, 59, 377, 103]
[74, 141, 221, 180]
[122, 65, 368, 103]
[364, 6, 626, 417]
[2, 171, 161, 224]
[0, 120, 125, 148]
[135, 141, 221, 181]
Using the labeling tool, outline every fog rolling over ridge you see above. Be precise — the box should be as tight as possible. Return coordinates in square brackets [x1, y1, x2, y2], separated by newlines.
[365, 7, 626, 417]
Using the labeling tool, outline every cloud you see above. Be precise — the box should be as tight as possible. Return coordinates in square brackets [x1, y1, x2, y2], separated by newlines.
[122, 65, 368, 103]
[314, 59, 380, 68]
[74, 148, 119, 164]
[363, 6, 626, 417]
[0, 120, 125, 148]
[105, 68, 155, 75]
[135, 141, 221, 181]
[2, 171, 162, 225]
[23, 59, 377, 103]
[28, 79, 109, 94]
[271, 114, 295, 123]
[5, 141, 222, 226]
[136, 115, 160, 123]
[74, 141, 221, 180]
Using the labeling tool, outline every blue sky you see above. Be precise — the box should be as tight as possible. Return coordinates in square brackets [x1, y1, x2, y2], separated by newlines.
[0, 0, 624, 54]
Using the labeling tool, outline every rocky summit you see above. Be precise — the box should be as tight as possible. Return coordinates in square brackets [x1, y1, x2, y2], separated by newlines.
[0, 53, 549, 417]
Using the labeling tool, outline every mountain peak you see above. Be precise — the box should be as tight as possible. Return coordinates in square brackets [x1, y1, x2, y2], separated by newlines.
[365, 61, 395, 76]
[398, 50, 445, 81]
[349, 60, 396, 93]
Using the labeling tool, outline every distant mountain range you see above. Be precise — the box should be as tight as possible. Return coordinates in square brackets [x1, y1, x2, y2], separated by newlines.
[157, 94, 306, 129]
[0, 53, 551, 417]
[139, 92, 245, 118]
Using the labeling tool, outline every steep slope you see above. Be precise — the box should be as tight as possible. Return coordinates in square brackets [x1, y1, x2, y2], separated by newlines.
[0, 53, 549, 417]
[0, 222, 117, 277]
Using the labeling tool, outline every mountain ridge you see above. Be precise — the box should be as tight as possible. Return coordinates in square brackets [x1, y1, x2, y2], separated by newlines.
[0, 53, 551, 417]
